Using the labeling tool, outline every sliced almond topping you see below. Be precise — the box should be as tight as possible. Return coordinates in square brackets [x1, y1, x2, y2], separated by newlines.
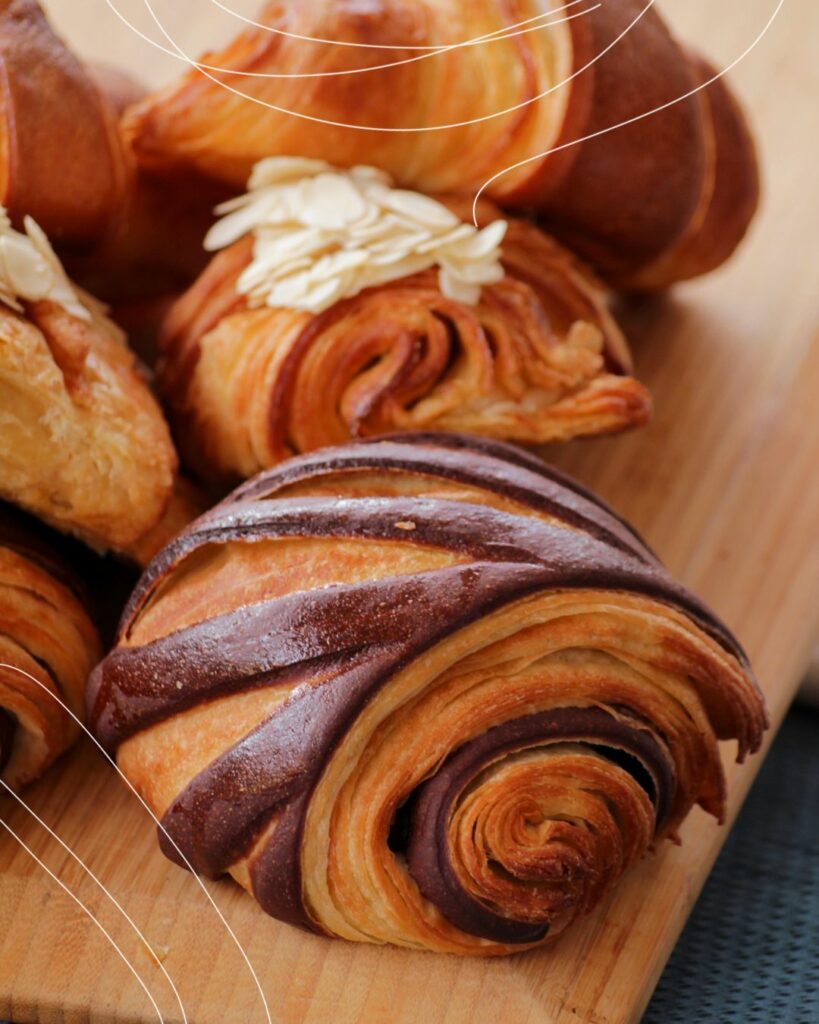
[205, 157, 508, 315]
[0, 209, 89, 321]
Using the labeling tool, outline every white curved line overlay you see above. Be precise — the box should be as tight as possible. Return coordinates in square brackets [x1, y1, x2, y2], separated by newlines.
[473, 0, 786, 223]
[0, 663, 272, 1024]
[1, 2, 783, 1018]
[107, 0, 655, 132]
[103, 2, 596, 81]
[0, 814, 166, 1024]
[209, 0, 578, 50]
[0, 777, 188, 1024]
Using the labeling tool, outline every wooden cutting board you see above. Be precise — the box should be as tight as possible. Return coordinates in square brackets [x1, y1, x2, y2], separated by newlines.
[2, 2, 818, 1022]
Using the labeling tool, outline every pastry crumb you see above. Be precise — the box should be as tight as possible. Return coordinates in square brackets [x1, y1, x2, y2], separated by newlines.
[141, 939, 170, 965]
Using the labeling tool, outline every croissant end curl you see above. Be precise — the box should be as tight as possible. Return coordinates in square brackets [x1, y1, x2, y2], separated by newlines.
[0, 504, 100, 791]
[124, 0, 759, 288]
[88, 435, 767, 955]
[0, 0, 130, 247]
[159, 189, 648, 483]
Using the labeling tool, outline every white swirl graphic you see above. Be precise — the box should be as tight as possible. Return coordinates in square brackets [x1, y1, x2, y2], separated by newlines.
[106, 1, 598, 80]
[102, 0, 784, 227]
[0, 814, 166, 1023]
[471, 0, 785, 223]
[0, 662, 272, 1024]
[1, 776, 187, 1022]
[105, 0, 652, 130]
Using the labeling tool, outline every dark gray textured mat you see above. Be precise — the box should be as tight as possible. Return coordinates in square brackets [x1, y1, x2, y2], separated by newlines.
[643, 703, 819, 1024]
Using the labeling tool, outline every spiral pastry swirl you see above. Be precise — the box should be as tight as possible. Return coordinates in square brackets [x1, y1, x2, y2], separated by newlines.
[159, 206, 648, 483]
[88, 434, 766, 954]
[0, 503, 100, 791]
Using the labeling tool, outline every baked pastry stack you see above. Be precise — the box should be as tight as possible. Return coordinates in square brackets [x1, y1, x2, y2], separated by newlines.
[159, 160, 649, 480]
[0, 2, 204, 564]
[88, 435, 766, 954]
[0, 2, 203, 790]
[124, 0, 759, 289]
[0, 0, 769, 956]
[0, 503, 100, 791]
[0, 216, 192, 787]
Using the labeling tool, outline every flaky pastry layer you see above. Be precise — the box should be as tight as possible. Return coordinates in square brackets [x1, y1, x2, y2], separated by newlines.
[0, 292, 177, 552]
[0, 504, 100, 790]
[89, 434, 766, 954]
[160, 203, 648, 482]
[123, 0, 758, 287]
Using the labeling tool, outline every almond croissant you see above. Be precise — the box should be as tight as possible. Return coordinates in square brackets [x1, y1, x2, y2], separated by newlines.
[124, 0, 758, 288]
[159, 190, 649, 483]
[88, 434, 767, 954]
[0, 212, 180, 557]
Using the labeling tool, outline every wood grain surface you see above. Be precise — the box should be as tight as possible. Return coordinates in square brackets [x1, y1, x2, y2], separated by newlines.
[2, 2, 818, 1022]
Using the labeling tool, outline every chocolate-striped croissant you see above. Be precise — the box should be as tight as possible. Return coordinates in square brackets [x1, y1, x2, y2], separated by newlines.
[0, 504, 100, 791]
[159, 199, 648, 482]
[88, 434, 767, 955]
[124, 0, 758, 288]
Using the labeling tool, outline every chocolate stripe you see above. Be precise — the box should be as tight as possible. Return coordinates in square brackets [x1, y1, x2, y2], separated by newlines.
[229, 435, 654, 561]
[189, 543, 683, 917]
[407, 706, 676, 943]
[88, 434, 763, 945]
[154, 564, 546, 880]
[95, 502, 746, 922]
[0, 708, 15, 774]
[98, 567, 539, 750]
[97, 493, 739, 754]
[159, 648, 394, 877]
[362, 432, 652, 549]
[116, 496, 739, 661]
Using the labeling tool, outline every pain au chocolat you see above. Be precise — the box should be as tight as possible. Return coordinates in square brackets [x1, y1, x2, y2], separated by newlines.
[0, 503, 100, 791]
[124, 0, 759, 289]
[88, 434, 767, 955]
[159, 164, 648, 483]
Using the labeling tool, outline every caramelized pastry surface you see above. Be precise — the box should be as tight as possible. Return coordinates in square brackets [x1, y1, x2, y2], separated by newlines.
[160, 202, 648, 482]
[124, 0, 758, 286]
[0, 292, 178, 553]
[0, 503, 100, 791]
[89, 435, 767, 954]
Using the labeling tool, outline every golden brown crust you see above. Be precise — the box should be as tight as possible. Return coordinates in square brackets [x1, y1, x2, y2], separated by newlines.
[123, 476, 205, 569]
[0, 0, 130, 248]
[0, 504, 100, 791]
[526, 0, 706, 279]
[64, 58, 221, 314]
[88, 434, 766, 954]
[0, 291, 178, 553]
[159, 203, 649, 482]
[123, 0, 758, 286]
[620, 55, 762, 290]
